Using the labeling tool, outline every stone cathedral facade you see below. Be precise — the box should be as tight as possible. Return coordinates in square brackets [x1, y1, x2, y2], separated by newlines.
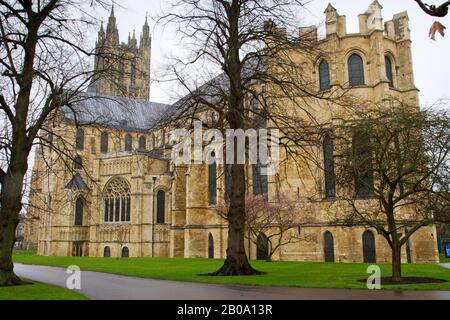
[25, 2, 439, 263]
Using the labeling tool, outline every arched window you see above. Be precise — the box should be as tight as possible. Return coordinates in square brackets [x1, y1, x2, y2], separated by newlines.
[152, 134, 156, 149]
[323, 134, 336, 199]
[348, 53, 365, 86]
[138, 136, 146, 150]
[124, 134, 133, 152]
[75, 198, 84, 226]
[156, 190, 165, 224]
[103, 246, 111, 257]
[362, 230, 376, 263]
[253, 95, 260, 111]
[256, 233, 269, 261]
[353, 131, 374, 198]
[100, 132, 109, 154]
[76, 128, 84, 151]
[253, 163, 268, 198]
[103, 177, 131, 223]
[319, 60, 331, 91]
[74, 156, 83, 170]
[324, 231, 335, 262]
[121, 246, 129, 258]
[208, 233, 214, 259]
[385, 55, 394, 88]
[208, 152, 217, 205]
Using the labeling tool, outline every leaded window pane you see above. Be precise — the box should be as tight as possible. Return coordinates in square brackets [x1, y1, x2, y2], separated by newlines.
[101, 132, 109, 154]
[348, 54, 365, 86]
[323, 135, 336, 198]
[103, 177, 131, 223]
[208, 152, 217, 205]
[157, 190, 165, 224]
[76, 128, 84, 150]
[385, 55, 394, 88]
[125, 134, 133, 151]
[353, 131, 374, 198]
[319, 60, 331, 91]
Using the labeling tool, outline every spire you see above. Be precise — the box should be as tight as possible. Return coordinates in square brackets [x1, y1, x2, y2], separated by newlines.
[366, 0, 383, 31]
[324, 3, 336, 13]
[370, 0, 383, 9]
[106, 3, 119, 44]
[141, 15, 151, 49]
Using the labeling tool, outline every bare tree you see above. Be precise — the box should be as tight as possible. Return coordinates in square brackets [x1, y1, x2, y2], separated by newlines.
[157, 0, 340, 275]
[333, 102, 450, 283]
[217, 194, 310, 262]
[0, 0, 126, 286]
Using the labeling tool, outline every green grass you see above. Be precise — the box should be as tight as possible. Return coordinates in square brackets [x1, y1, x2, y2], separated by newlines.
[13, 250, 450, 291]
[0, 278, 88, 300]
[440, 253, 450, 263]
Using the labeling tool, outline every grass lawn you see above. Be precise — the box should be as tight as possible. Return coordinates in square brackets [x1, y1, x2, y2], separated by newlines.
[441, 253, 450, 263]
[12, 250, 450, 291]
[0, 278, 88, 300]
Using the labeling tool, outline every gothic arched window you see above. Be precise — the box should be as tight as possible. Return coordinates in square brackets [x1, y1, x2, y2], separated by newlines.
[75, 197, 84, 226]
[363, 230, 376, 263]
[124, 134, 133, 152]
[122, 246, 129, 258]
[74, 156, 83, 170]
[253, 163, 268, 198]
[208, 152, 217, 205]
[385, 55, 394, 88]
[208, 233, 214, 259]
[139, 136, 146, 150]
[100, 132, 109, 154]
[76, 128, 84, 151]
[353, 131, 374, 198]
[156, 190, 165, 224]
[323, 134, 336, 198]
[319, 60, 331, 91]
[324, 231, 335, 262]
[348, 53, 365, 86]
[103, 177, 131, 223]
[103, 246, 111, 257]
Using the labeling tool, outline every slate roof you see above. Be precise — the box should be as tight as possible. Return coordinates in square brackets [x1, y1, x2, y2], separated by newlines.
[65, 173, 89, 191]
[61, 93, 170, 132]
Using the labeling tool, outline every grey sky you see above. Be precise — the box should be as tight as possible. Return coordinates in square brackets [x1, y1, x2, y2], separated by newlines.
[100, 0, 449, 106]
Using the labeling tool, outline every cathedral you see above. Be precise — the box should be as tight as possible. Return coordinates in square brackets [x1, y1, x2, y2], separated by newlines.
[25, 2, 439, 263]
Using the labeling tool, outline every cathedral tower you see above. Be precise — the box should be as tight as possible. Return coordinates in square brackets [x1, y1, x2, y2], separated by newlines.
[89, 6, 151, 101]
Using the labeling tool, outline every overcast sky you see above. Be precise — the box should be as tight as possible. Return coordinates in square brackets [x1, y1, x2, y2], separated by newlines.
[98, 0, 450, 106]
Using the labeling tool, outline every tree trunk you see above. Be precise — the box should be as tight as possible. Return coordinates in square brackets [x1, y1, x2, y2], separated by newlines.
[391, 244, 402, 282]
[0, 215, 21, 286]
[211, 163, 260, 276]
[0, 160, 29, 286]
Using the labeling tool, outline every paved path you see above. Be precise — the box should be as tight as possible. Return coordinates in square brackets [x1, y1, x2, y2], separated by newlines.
[440, 263, 450, 269]
[14, 263, 450, 300]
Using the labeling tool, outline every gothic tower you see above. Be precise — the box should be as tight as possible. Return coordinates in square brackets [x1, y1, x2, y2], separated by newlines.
[89, 6, 152, 101]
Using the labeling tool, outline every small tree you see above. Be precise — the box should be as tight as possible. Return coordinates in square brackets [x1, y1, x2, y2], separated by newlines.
[334, 103, 450, 283]
[217, 194, 309, 262]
